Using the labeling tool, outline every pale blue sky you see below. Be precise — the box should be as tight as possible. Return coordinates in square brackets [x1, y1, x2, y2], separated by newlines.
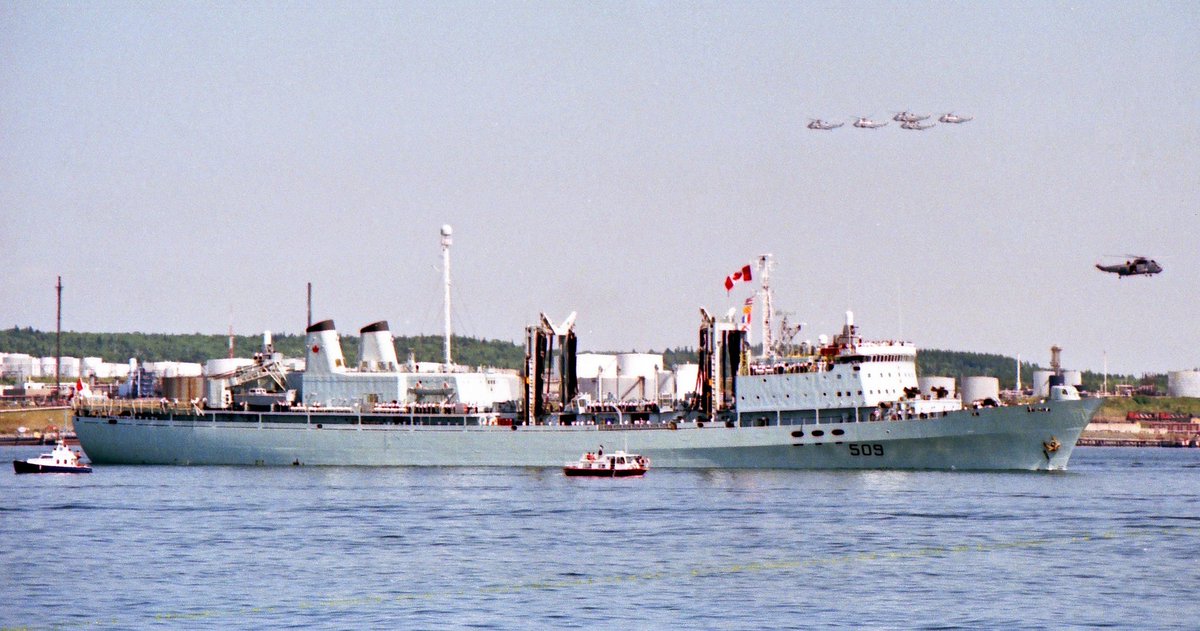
[2, 1, 1197, 374]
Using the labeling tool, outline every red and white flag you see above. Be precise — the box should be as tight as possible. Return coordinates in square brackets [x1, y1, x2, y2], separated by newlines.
[724, 264, 753, 292]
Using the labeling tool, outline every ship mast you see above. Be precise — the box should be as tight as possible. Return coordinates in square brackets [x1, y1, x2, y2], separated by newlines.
[55, 276, 62, 401]
[758, 254, 774, 359]
[441, 224, 453, 367]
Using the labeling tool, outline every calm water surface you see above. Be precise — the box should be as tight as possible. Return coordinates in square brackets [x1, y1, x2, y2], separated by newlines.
[2, 447, 1198, 630]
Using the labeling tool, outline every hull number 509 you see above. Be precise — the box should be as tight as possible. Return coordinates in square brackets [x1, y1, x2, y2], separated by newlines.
[848, 443, 884, 456]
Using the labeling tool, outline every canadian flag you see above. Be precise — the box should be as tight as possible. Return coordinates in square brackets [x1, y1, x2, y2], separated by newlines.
[724, 264, 753, 292]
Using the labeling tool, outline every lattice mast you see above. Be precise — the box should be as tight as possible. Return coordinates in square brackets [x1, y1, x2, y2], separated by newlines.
[758, 254, 775, 359]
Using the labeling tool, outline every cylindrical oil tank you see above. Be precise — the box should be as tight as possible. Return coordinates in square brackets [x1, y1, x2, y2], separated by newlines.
[1062, 370, 1083, 387]
[161, 376, 204, 401]
[617, 353, 663, 380]
[961, 376, 1000, 404]
[576, 354, 617, 379]
[656, 370, 675, 397]
[1032, 370, 1055, 397]
[176, 363, 203, 377]
[674, 364, 700, 399]
[57, 357, 80, 378]
[204, 358, 253, 377]
[918, 376, 956, 398]
[1167, 370, 1200, 398]
[82, 357, 105, 376]
[205, 378, 230, 409]
[3, 354, 33, 377]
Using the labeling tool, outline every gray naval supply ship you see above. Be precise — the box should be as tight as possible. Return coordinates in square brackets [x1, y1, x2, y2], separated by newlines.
[74, 234, 1101, 471]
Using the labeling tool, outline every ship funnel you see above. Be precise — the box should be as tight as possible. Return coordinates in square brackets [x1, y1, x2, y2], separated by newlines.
[305, 319, 346, 374]
[358, 321, 399, 372]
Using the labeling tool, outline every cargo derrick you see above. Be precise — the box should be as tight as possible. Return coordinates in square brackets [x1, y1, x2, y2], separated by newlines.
[522, 313, 578, 425]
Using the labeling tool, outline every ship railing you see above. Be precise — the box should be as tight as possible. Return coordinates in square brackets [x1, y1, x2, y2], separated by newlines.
[747, 362, 828, 376]
[76, 398, 201, 418]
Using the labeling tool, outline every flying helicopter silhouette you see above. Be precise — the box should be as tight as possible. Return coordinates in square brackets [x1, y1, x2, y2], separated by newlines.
[1095, 255, 1162, 278]
[852, 116, 888, 129]
[892, 111, 930, 123]
[807, 119, 844, 130]
[938, 112, 973, 124]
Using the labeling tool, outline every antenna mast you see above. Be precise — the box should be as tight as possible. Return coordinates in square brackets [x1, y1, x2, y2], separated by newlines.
[441, 224, 453, 367]
[55, 276, 62, 400]
[758, 254, 774, 359]
[306, 282, 312, 328]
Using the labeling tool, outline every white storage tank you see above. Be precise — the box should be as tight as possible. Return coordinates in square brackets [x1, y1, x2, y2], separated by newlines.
[961, 376, 1000, 404]
[206, 378, 231, 409]
[205, 358, 254, 376]
[1063, 370, 1083, 388]
[2, 354, 34, 378]
[175, 363, 203, 377]
[616, 353, 663, 380]
[918, 376, 956, 398]
[82, 357, 105, 377]
[58, 357, 80, 378]
[576, 354, 617, 379]
[1032, 370, 1055, 397]
[674, 363, 700, 399]
[1167, 370, 1200, 398]
[656, 370, 675, 398]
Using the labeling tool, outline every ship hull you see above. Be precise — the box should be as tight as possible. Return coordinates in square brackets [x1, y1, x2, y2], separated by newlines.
[74, 398, 1101, 471]
[12, 460, 92, 474]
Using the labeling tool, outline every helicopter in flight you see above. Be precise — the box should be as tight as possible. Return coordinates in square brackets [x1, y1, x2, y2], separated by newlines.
[852, 116, 889, 129]
[900, 120, 936, 131]
[807, 119, 844, 130]
[1095, 256, 1162, 278]
[892, 111, 930, 123]
[938, 112, 973, 124]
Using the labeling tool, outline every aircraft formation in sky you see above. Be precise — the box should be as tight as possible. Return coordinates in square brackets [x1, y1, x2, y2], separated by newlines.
[807, 112, 973, 131]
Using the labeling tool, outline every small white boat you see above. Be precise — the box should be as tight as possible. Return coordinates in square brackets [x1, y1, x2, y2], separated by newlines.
[13, 440, 92, 474]
[563, 449, 649, 477]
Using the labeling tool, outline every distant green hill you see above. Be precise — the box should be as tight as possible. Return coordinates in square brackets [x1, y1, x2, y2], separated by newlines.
[0, 327, 1161, 390]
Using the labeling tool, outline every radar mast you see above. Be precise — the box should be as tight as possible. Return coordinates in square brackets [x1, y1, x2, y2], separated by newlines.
[758, 254, 775, 359]
[441, 224, 453, 367]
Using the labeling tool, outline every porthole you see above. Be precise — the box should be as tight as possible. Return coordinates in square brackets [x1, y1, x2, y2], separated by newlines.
[832, 429, 845, 436]
[791, 430, 804, 438]
[811, 430, 825, 437]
